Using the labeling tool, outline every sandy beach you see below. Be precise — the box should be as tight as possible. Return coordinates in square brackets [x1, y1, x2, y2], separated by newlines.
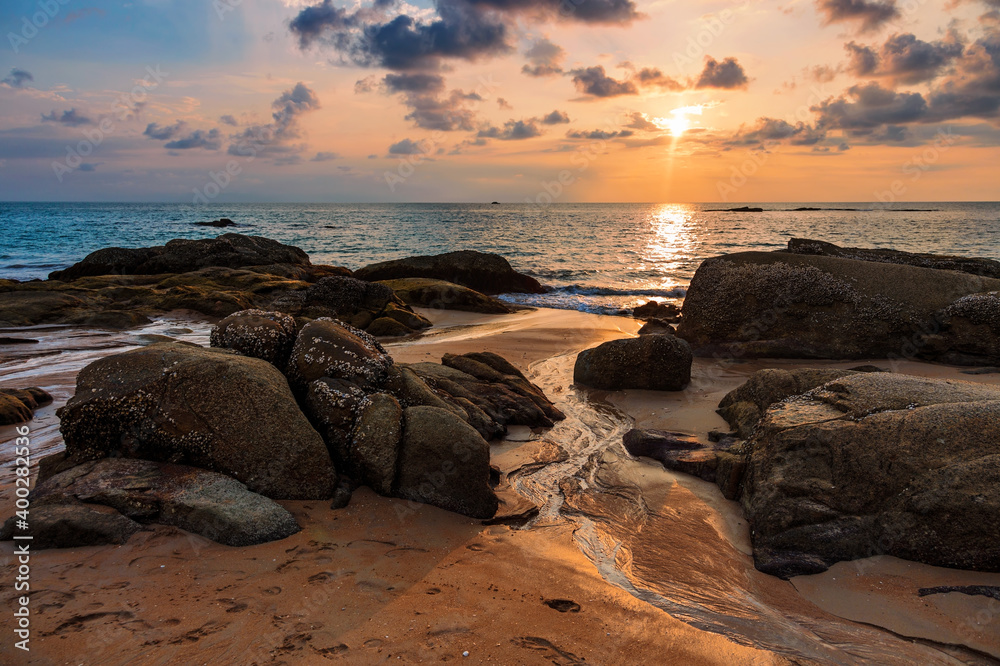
[3, 305, 999, 665]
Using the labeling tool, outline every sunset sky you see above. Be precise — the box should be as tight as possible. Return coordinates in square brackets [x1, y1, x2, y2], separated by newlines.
[1, 0, 998, 202]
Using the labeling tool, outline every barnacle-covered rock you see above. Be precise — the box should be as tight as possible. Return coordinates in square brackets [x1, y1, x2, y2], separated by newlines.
[57, 342, 337, 500]
[285, 318, 394, 394]
[210, 309, 298, 368]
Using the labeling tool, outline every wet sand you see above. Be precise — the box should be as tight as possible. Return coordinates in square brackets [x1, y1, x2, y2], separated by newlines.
[1, 307, 999, 664]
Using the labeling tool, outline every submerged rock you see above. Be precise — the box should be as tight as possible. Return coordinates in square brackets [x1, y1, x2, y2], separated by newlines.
[2, 458, 300, 548]
[677, 251, 1000, 364]
[58, 342, 337, 500]
[379, 278, 513, 314]
[722, 373, 1000, 578]
[574, 335, 692, 391]
[355, 250, 545, 295]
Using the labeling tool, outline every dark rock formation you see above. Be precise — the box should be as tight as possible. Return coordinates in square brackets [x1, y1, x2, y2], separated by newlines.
[285, 318, 393, 395]
[623, 429, 727, 482]
[195, 218, 237, 228]
[637, 319, 676, 336]
[396, 406, 498, 519]
[2, 458, 300, 548]
[355, 250, 545, 295]
[720, 373, 1000, 578]
[787, 238, 1000, 280]
[379, 278, 513, 314]
[632, 301, 681, 321]
[574, 335, 692, 391]
[349, 393, 403, 496]
[210, 309, 298, 367]
[0, 387, 53, 425]
[677, 251, 1000, 364]
[58, 342, 337, 500]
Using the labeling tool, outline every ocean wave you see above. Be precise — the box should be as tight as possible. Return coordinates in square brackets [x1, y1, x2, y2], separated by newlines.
[546, 285, 687, 298]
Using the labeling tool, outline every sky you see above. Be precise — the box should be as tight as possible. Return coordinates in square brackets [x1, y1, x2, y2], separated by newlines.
[0, 0, 998, 203]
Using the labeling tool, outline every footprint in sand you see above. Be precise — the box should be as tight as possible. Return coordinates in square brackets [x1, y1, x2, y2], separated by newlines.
[262, 586, 282, 595]
[425, 587, 442, 595]
[363, 638, 384, 648]
[543, 599, 582, 613]
[512, 637, 586, 665]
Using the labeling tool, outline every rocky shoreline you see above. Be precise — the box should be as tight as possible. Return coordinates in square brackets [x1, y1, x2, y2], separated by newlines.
[2, 234, 1000, 662]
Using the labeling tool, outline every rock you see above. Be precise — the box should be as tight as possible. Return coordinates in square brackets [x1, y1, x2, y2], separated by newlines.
[396, 406, 498, 519]
[381, 302, 432, 330]
[574, 335, 692, 391]
[7, 458, 300, 547]
[302, 275, 400, 318]
[787, 238, 1000, 280]
[726, 373, 1000, 578]
[677, 251, 1000, 363]
[0, 337, 39, 344]
[717, 368, 861, 438]
[302, 378, 367, 467]
[58, 343, 337, 500]
[356, 250, 545, 295]
[623, 429, 723, 482]
[0, 387, 53, 425]
[285, 318, 393, 394]
[632, 301, 680, 321]
[379, 278, 513, 314]
[50, 234, 311, 281]
[384, 366, 460, 413]
[707, 206, 764, 212]
[195, 218, 237, 228]
[350, 393, 403, 495]
[210, 309, 298, 367]
[366, 316, 415, 337]
[0, 502, 142, 549]
[935, 291, 1000, 365]
[637, 319, 676, 336]
[0, 291, 91, 327]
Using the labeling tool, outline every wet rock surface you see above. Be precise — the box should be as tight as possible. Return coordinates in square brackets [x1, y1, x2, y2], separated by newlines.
[355, 250, 546, 295]
[0, 386, 53, 425]
[574, 334, 692, 391]
[378, 278, 513, 314]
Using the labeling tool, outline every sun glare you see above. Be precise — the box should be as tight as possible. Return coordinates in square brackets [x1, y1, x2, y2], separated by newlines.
[654, 105, 704, 136]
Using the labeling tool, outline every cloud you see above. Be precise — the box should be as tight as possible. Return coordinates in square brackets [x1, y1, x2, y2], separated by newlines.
[164, 128, 222, 150]
[522, 37, 565, 77]
[144, 121, 185, 140]
[623, 111, 661, 131]
[566, 129, 634, 139]
[569, 66, 637, 97]
[78, 163, 99, 172]
[497, 97, 513, 109]
[388, 138, 429, 154]
[2, 68, 33, 89]
[636, 67, 684, 91]
[312, 151, 340, 161]
[289, 0, 640, 72]
[540, 110, 571, 124]
[383, 72, 446, 93]
[227, 82, 322, 159]
[816, 0, 900, 32]
[813, 81, 928, 132]
[219, 114, 238, 126]
[403, 89, 482, 131]
[478, 118, 543, 140]
[40, 108, 92, 126]
[845, 33, 964, 84]
[729, 117, 827, 145]
[695, 57, 749, 89]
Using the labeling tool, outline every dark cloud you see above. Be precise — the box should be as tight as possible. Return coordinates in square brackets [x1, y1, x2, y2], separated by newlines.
[522, 37, 565, 77]
[144, 121, 185, 140]
[566, 129, 634, 139]
[808, 65, 838, 82]
[40, 109, 92, 126]
[569, 66, 637, 97]
[2, 68, 33, 89]
[730, 117, 827, 145]
[219, 114, 238, 126]
[923, 30, 1000, 120]
[497, 97, 513, 109]
[78, 163, 99, 172]
[164, 129, 222, 150]
[541, 110, 571, 124]
[388, 138, 428, 154]
[845, 33, 964, 84]
[695, 57, 749, 89]
[623, 112, 659, 131]
[816, 0, 900, 33]
[402, 89, 482, 131]
[636, 67, 684, 91]
[478, 118, 543, 140]
[461, 0, 640, 23]
[383, 72, 446, 93]
[813, 81, 928, 132]
[312, 151, 340, 161]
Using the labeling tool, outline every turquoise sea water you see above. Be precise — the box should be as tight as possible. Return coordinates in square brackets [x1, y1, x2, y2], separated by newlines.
[1, 202, 998, 314]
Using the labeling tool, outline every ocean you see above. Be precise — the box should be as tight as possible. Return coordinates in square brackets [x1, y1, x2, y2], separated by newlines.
[2, 201, 998, 315]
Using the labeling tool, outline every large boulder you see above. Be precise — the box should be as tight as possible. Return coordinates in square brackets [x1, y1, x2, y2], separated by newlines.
[574, 335, 692, 391]
[0, 387, 52, 425]
[677, 251, 1000, 363]
[935, 291, 1000, 365]
[355, 250, 545, 295]
[302, 377, 367, 468]
[378, 278, 513, 314]
[396, 406, 498, 519]
[350, 393, 403, 496]
[0, 502, 142, 549]
[58, 343, 337, 500]
[210, 309, 298, 368]
[49, 234, 311, 281]
[726, 373, 1000, 578]
[787, 238, 1000, 280]
[285, 318, 394, 394]
[2, 458, 300, 548]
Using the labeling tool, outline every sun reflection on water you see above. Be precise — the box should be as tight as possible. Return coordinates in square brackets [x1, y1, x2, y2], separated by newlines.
[633, 204, 699, 305]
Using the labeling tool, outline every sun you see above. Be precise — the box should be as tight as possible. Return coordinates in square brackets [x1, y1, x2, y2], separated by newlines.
[653, 105, 704, 136]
